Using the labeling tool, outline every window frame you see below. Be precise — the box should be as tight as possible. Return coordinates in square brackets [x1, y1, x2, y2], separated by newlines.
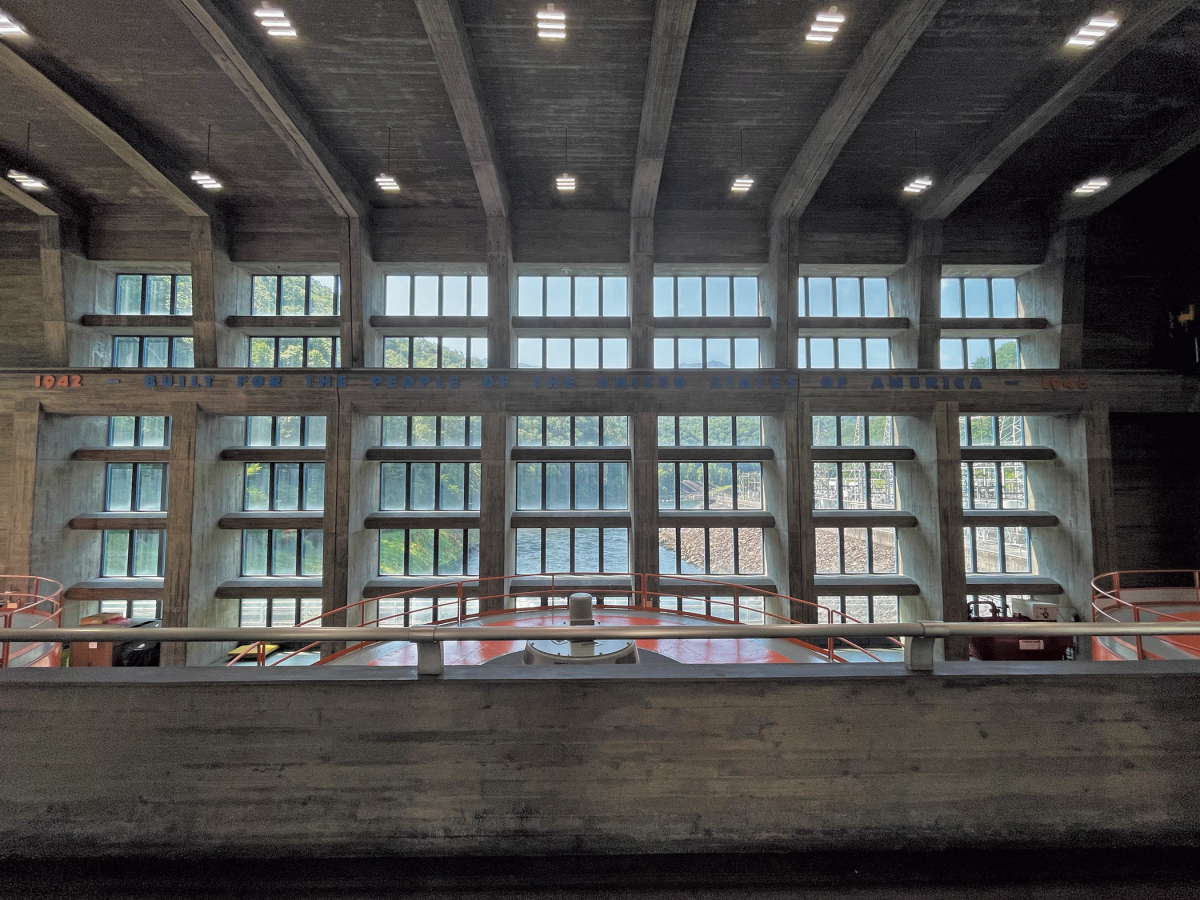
[250, 274, 341, 316]
[517, 274, 628, 317]
[245, 415, 327, 448]
[657, 461, 763, 511]
[516, 415, 629, 448]
[384, 274, 488, 317]
[382, 335, 488, 368]
[815, 526, 899, 575]
[113, 274, 193, 316]
[514, 527, 629, 575]
[237, 597, 323, 628]
[112, 335, 194, 368]
[798, 276, 891, 317]
[380, 461, 482, 512]
[108, 416, 171, 448]
[657, 526, 765, 576]
[378, 528, 481, 577]
[939, 276, 1019, 319]
[653, 336, 759, 369]
[515, 461, 629, 511]
[240, 528, 324, 577]
[517, 336, 628, 369]
[797, 336, 891, 369]
[939, 336, 1021, 371]
[243, 462, 325, 512]
[652, 275, 759, 318]
[100, 529, 165, 578]
[963, 525, 1031, 575]
[381, 415, 482, 447]
[248, 335, 341, 368]
[813, 461, 896, 511]
[105, 462, 169, 513]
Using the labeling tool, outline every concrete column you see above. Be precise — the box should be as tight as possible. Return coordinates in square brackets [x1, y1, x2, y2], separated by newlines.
[762, 217, 796, 369]
[184, 413, 243, 665]
[1017, 223, 1087, 369]
[891, 219, 943, 369]
[487, 216, 514, 368]
[6, 401, 40, 577]
[322, 397, 350, 633]
[39, 216, 68, 367]
[478, 411, 512, 611]
[764, 399, 812, 621]
[934, 401, 967, 659]
[161, 401, 198, 666]
[630, 410, 659, 599]
[629, 216, 654, 369]
[1084, 402, 1117, 580]
[895, 414, 937, 626]
[344, 411, 377, 626]
[339, 218, 374, 369]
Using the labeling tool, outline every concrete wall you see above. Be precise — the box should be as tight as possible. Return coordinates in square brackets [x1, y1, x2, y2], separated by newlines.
[2, 663, 1200, 858]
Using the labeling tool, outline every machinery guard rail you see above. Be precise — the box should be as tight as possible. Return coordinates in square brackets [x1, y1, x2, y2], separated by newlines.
[7, 620, 1200, 673]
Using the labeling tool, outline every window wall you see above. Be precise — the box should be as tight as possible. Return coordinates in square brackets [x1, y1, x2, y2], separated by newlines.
[251, 275, 339, 316]
[386, 274, 488, 317]
[110, 274, 192, 316]
[113, 335, 194, 368]
[653, 276, 758, 317]
[940, 277, 1023, 370]
[519, 276, 627, 317]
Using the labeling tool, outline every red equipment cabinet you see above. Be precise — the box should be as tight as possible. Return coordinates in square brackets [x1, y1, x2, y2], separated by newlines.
[968, 600, 1074, 661]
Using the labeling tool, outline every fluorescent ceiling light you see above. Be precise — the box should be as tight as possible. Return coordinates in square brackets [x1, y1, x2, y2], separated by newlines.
[731, 175, 754, 193]
[1066, 11, 1117, 48]
[538, 4, 566, 39]
[1072, 176, 1110, 196]
[807, 6, 842, 43]
[0, 10, 25, 35]
[375, 173, 401, 192]
[256, 4, 296, 38]
[555, 173, 576, 192]
[190, 170, 222, 190]
[7, 169, 47, 191]
[903, 176, 933, 195]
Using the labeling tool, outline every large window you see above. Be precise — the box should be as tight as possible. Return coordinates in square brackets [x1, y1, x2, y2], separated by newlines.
[99, 599, 161, 619]
[113, 274, 192, 316]
[109, 415, 169, 447]
[517, 415, 628, 447]
[377, 596, 472, 627]
[658, 415, 762, 447]
[239, 597, 322, 627]
[381, 463, 480, 511]
[516, 528, 628, 574]
[812, 415, 894, 447]
[940, 277, 1018, 319]
[101, 530, 163, 578]
[242, 529, 323, 576]
[379, 528, 479, 576]
[960, 414, 1025, 447]
[798, 277, 890, 317]
[517, 463, 627, 510]
[658, 462, 762, 511]
[961, 414, 1031, 576]
[106, 463, 167, 512]
[244, 463, 324, 511]
[246, 415, 327, 447]
[825, 595, 900, 625]
[249, 336, 340, 368]
[940, 337, 1019, 370]
[518, 337, 627, 368]
[653, 276, 758, 317]
[251, 274, 339, 316]
[383, 336, 487, 368]
[815, 527, 897, 575]
[382, 415, 481, 447]
[963, 526, 1030, 575]
[797, 337, 890, 369]
[518, 275, 627, 317]
[113, 336, 194, 368]
[654, 337, 758, 369]
[658, 527, 764, 575]
[813, 462, 895, 510]
[385, 274, 488, 317]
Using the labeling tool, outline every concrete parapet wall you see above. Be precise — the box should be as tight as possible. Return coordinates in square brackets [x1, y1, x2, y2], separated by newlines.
[1, 662, 1199, 857]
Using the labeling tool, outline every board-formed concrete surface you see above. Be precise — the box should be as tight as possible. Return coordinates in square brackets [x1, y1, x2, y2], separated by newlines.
[2, 661, 1200, 858]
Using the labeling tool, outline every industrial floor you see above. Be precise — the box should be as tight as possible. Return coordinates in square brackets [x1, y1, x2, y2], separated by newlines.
[2, 850, 1198, 899]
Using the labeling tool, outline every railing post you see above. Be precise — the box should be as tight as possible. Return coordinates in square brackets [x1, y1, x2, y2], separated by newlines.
[904, 636, 937, 672]
[1133, 603, 1144, 660]
[416, 640, 444, 677]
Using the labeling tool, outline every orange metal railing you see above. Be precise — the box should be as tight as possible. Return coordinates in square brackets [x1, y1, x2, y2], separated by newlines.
[1092, 569, 1200, 661]
[0, 575, 65, 668]
[228, 573, 903, 667]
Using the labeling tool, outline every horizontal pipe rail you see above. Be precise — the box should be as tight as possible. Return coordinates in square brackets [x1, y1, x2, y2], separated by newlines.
[8, 622, 1200, 645]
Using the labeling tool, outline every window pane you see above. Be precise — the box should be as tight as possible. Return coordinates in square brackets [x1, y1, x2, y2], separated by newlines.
[603, 276, 627, 316]
[174, 276, 192, 315]
[252, 276, 277, 315]
[863, 278, 888, 317]
[865, 338, 890, 368]
[654, 338, 674, 368]
[385, 275, 410, 315]
[379, 530, 405, 575]
[658, 416, 676, 446]
[940, 278, 962, 317]
[992, 278, 1017, 317]
[141, 417, 168, 447]
[113, 336, 140, 368]
[658, 463, 676, 509]
[708, 416, 732, 446]
[381, 463, 407, 510]
[873, 527, 897, 573]
[966, 338, 993, 369]
[470, 275, 488, 316]
[442, 276, 467, 316]
[810, 338, 835, 368]
[677, 278, 702, 317]
[680, 528, 705, 573]
[438, 530, 464, 575]
[604, 416, 628, 446]
[110, 416, 136, 447]
[546, 277, 571, 316]
[574, 529, 600, 573]
[837, 338, 863, 369]
[738, 528, 764, 574]
[705, 277, 730, 316]
[575, 416, 599, 446]
[102, 530, 130, 577]
[870, 462, 895, 509]
[575, 463, 600, 509]
[442, 336, 468, 368]
[808, 278, 833, 316]
[408, 530, 434, 575]
[836, 278, 861, 316]
[116, 275, 143, 315]
[143, 337, 170, 368]
[132, 530, 161, 577]
[310, 275, 337, 315]
[280, 276, 306, 316]
[658, 528, 678, 573]
[737, 463, 762, 509]
[271, 529, 298, 575]
[964, 278, 990, 317]
[736, 416, 761, 446]
[145, 276, 172, 315]
[518, 276, 542, 316]
[172, 337, 194, 368]
[468, 464, 481, 510]
[135, 464, 165, 511]
[653, 277, 674, 316]
[734, 338, 758, 368]
[679, 462, 703, 509]
[412, 337, 440, 367]
[546, 463, 570, 509]
[574, 338, 599, 369]
[410, 463, 436, 510]
[274, 337, 301, 368]
[1004, 527, 1031, 573]
[546, 416, 571, 446]
[546, 338, 571, 368]
[575, 277, 599, 316]
[301, 530, 323, 576]
[706, 338, 731, 369]
[733, 277, 758, 316]
[276, 416, 301, 446]
[603, 528, 628, 572]
[439, 463, 466, 510]
[940, 339, 965, 369]
[414, 276, 439, 315]
[842, 528, 868, 574]
[545, 528, 571, 572]
[995, 338, 1019, 369]
[797, 338, 807, 368]
[517, 417, 542, 446]
[107, 464, 134, 511]
[708, 462, 733, 509]
[814, 462, 839, 509]
[709, 528, 734, 574]
[306, 337, 332, 368]
[516, 529, 541, 575]
[812, 416, 837, 446]
[679, 416, 703, 446]
[602, 338, 626, 368]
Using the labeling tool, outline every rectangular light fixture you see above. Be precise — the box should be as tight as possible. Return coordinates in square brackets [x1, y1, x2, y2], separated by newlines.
[806, 6, 843, 43]
[731, 175, 754, 193]
[190, 170, 223, 190]
[0, 9, 25, 35]
[902, 176, 933, 195]
[1065, 12, 1118, 48]
[1072, 176, 1110, 196]
[555, 173, 576, 192]
[7, 169, 47, 191]
[375, 173, 401, 192]
[538, 3, 566, 40]
[255, 4, 296, 38]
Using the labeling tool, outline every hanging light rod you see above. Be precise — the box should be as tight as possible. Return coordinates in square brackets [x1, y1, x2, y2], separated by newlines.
[537, 3, 566, 40]
[555, 126, 576, 192]
[192, 124, 222, 190]
[902, 176, 933, 195]
[0, 8, 26, 36]
[1066, 12, 1118, 48]
[806, 6, 844, 43]
[255, 2, 297, 38]
[376, 125, 402, 192]
[7, 169, 47, 191]
[731, 129, 753, 193]
[1072, 176, 1110, 196]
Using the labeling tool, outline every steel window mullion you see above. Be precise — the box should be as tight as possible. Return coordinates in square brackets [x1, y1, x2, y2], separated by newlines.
[733, 528, 740, 575]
